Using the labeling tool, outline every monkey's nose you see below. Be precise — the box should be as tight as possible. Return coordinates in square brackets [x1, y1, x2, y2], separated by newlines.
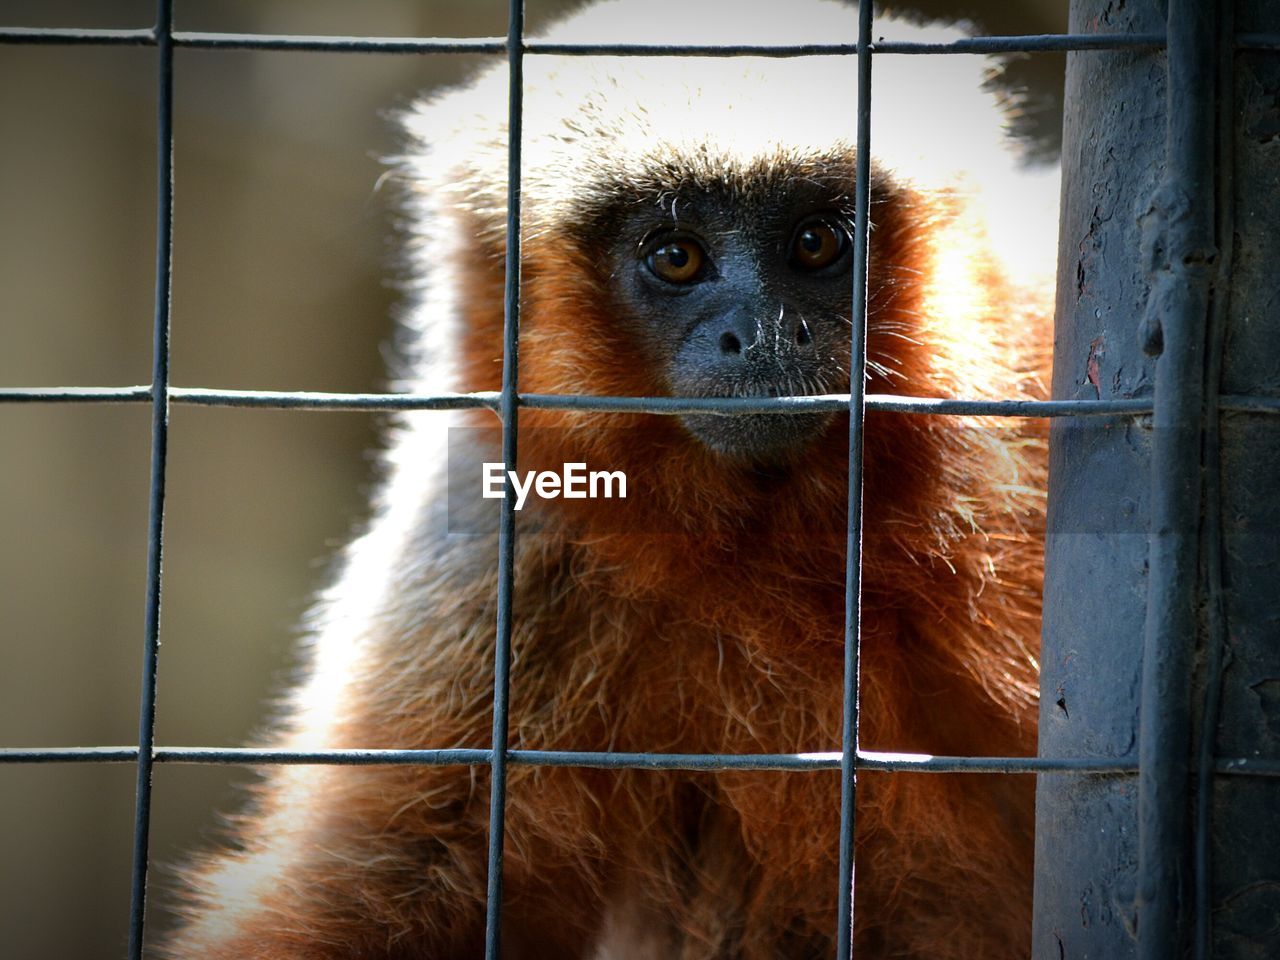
[714, 312, 813, 359]
[712, 310, 758, 358]
[718, 330, 745, 355]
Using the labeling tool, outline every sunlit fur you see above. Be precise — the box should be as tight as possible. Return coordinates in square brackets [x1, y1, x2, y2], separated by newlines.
[163, 1, 1058, 957]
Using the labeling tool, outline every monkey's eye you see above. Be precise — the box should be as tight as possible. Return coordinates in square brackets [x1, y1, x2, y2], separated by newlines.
[645, 239, 708, 284]
[790, 219, 850, 272]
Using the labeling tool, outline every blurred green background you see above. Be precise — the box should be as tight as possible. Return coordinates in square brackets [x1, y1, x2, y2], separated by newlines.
[0, 1, 1063, 955]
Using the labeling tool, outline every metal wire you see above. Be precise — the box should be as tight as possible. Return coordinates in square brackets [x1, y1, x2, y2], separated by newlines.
[0, 745, 1132, 774]
[3, 23, 1277, 53]
[0, 25, 1171, 54]
[7, 384, 1280, 416]
[836, 2, 873, 956]
[2, 23, 1273, 53]
[481, 1, 525, 955]
[7, 744, 1280, 778]
[1135, 1, 1217, 956]
[1194, 4, 1236, 956]
[124, 1, 173, 957]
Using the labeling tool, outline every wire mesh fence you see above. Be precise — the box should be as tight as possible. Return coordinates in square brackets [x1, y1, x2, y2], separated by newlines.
[2, 1, 1278, 958]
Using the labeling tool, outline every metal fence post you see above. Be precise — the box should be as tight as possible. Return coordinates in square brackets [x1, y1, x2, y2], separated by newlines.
[1033, 5, 1169, 953]
[1036, 1, 1280, 957]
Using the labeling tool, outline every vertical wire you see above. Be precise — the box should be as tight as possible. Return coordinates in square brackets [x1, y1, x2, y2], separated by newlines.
[835, 2, 874, 957]
[484, 0, 524, 956]
[126, 0, 174, 957]
[1193, 0, 1235, 955]
[1135, 0, 1216, 955]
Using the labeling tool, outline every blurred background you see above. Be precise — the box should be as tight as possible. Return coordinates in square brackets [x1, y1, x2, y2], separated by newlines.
[0, 0, 1064, 955]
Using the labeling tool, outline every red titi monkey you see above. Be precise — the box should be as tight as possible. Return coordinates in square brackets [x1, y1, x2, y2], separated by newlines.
[165, 1, 1057, 956]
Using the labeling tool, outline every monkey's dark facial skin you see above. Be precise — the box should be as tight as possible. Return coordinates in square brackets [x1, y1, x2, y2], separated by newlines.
[607, 179, 856, 464]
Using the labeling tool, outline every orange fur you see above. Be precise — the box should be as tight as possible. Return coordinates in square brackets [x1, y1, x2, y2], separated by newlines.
[162, 2, 1054, 957]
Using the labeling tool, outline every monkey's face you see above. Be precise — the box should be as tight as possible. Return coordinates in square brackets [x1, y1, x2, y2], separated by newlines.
[605, 177, 856, 464]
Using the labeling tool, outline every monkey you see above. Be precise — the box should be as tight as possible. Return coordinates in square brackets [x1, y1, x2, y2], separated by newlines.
[162, 1, 1057, 957]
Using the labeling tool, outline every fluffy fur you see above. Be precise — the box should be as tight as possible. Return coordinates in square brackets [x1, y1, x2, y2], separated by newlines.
[163, 1, 1057, 957]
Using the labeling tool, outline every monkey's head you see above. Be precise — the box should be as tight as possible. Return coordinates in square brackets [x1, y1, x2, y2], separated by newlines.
[398, 0, 1054, 483]
[572, 149, 869, 462]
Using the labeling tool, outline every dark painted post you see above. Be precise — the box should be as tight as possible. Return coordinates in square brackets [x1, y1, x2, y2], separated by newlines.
[1035, 1, 1280, 958]
[1193, 3, 1280, 958]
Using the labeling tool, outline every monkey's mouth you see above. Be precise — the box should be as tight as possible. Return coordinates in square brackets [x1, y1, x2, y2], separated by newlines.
[677, 382, 834, 463]
[682, 410, 832, 462]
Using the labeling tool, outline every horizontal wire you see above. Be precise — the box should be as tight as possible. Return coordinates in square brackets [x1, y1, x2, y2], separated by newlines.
[3, 384, 1279, 417]
[0, 27, 1176, 54]
[0, 26, 155, 45]
[1, 744, 1276, 777]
